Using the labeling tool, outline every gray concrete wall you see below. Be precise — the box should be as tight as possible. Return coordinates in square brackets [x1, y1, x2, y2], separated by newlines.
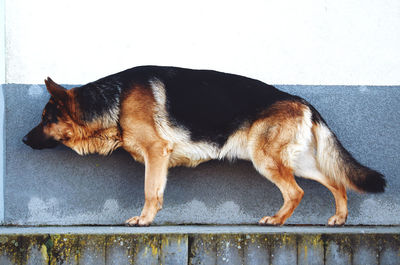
[3, 84, 400, 225]
[0, 85, 4, 224]
[0, 226, 399, 265]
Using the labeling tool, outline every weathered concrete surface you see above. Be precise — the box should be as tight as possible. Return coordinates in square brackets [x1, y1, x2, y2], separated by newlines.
[0, 226, 399, 265]
[3, 84, 400, 225]
[1, 225, 399, 235]
[0, 85, 4, 223]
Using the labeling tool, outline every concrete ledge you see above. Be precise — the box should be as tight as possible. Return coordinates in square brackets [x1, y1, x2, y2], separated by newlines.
[1, 225, 399, 235]
[0, 226, 399, 265]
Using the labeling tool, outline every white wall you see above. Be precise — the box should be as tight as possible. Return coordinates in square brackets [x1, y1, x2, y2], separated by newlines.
[4, 0, 400, 85]
[0, 0, 5, 223]
[1, 0, 5, 84]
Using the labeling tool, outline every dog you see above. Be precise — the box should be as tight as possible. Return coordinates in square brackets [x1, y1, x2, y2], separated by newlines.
[22, 65, 386, 226]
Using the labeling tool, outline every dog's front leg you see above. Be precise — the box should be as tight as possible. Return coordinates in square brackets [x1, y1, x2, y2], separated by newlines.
[126, 142, 171, 226]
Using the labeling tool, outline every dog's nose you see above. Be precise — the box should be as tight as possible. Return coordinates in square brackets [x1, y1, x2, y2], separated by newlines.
[22, 135, 29, 144]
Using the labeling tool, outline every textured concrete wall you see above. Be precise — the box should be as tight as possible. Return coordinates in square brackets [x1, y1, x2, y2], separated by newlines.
[0, 86, 4, 223]
[3, 84, 399, 225]
[0, 226, 399, 265]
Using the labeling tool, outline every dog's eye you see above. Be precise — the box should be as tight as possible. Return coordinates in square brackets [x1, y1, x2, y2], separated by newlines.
[42, 114, 58, 125]
[42, 117, 49, 125]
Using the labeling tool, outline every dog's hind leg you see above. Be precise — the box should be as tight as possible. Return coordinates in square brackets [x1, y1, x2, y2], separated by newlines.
[249, 126, 304, 225]
[252, 152, 304, 225]
[316, 179, 348, 226]
[125, 141, 171, 226]
[293, 151, 348, 226]
[248, 101, 315, 225]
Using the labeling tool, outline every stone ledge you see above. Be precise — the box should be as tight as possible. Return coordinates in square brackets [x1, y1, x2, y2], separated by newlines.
[0, 225, 399, 235]
[0, 226, 399, 265]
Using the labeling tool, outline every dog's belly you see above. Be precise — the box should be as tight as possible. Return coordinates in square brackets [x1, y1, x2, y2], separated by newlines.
[167, 128, 251, 167]
[168, 141, 219, 167]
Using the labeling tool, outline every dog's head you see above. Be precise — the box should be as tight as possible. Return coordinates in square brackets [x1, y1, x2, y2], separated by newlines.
[22, 78, 76, 150]
[23, 78, 122, 155]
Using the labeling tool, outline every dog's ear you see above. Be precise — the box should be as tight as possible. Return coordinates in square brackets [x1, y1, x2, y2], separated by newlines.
[45, 77, 68, 102]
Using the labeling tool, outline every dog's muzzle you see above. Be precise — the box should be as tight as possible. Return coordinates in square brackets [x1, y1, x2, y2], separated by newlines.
[22, 125, 59, 149]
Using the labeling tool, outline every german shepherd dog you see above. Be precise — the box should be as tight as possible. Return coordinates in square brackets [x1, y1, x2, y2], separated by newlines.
[23, 66, 386, 226]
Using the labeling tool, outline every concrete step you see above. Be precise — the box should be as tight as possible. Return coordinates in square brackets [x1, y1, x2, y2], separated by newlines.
[0, 226, 399, 264]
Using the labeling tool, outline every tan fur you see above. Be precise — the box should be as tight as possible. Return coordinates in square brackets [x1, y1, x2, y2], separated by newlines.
[291, 123, 349, 225]
[219, 125, 251, 161]
[43, 114, 122, 156]
[42, 89, 122, 156]
[248, 101, 307, 225]
[119, 85, 172, 226]
[311, 123, 359, 191]
[64, 126, 122, 156]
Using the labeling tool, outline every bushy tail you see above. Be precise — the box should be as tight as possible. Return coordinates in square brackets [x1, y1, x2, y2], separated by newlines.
[313, 122, 386, 193]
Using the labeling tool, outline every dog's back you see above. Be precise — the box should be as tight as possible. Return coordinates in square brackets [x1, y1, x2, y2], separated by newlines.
[78, 65, 297, 145]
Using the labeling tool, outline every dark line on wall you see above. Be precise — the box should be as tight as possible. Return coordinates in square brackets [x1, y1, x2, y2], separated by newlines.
[321, 234, 328, 265]
[76, 236, 81, 265]
[187, 235, 194, 264]
[376, 236, 382, 265]
[295, 234, 299, 265]
[158, 235, 161, 265]
[350, 236, 354, 265]
[104, 235, 108, 264]
[268, 235, 272, 265]
[240, 234, 245, 265]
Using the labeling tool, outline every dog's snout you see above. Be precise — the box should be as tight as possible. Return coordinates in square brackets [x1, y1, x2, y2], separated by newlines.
[22, 125, 59, 149]
[22, 135, 29, 144]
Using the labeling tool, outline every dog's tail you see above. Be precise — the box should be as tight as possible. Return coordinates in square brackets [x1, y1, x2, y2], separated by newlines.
[311, 109, 386, 193]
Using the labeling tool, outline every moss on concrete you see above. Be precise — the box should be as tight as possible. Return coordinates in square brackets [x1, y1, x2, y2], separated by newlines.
[0, 231, 399, 264]
[0, 235, 47, 265]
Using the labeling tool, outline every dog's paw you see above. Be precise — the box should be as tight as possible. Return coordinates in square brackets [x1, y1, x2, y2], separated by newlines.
[258, 216, 284, 226]
[125, 216, 151, 227]
[327, 215, 347, 226]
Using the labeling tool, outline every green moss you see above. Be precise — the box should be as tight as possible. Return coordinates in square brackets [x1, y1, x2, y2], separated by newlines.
[190, 234, 214, 256]
[48, 234, 80, 265]
[132, 234, 160, 263]
[1, 231, 399, 264]
[0, 235, 47, 265]
[270, 233, 297, 250]
[78, 234, 106, 263]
